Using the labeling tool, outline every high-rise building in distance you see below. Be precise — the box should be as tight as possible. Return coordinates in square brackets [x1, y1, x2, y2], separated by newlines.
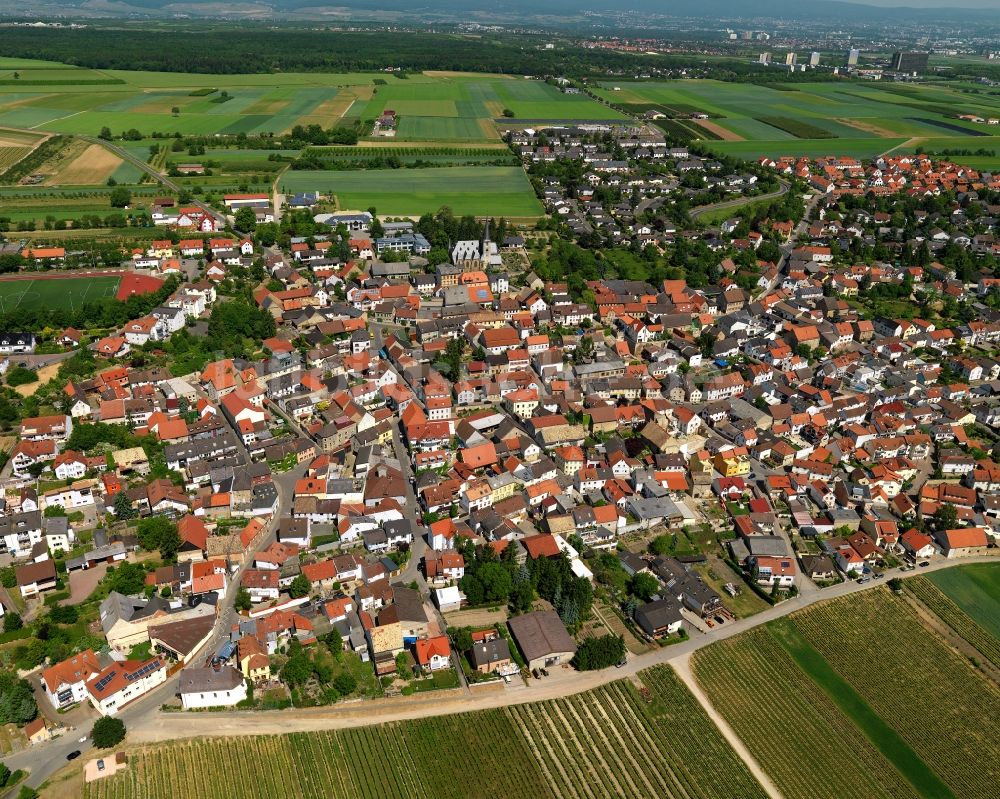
[848, 48, 860, 66]
[809, 52, 821, 67]
[785, 52, 797, 66]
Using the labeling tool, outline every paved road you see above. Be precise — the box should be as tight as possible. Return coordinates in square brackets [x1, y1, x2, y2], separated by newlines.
[689, 178, 790, 223]
[1, 455, 305, 790]
[78, 135, 228, 228]
[88, 554, 999, 745]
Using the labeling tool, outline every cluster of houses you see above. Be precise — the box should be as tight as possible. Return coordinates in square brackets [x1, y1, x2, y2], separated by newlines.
[510, 123, 766, 246]
[763, 153, 1000, 200]
[7, 140, 1000, 722]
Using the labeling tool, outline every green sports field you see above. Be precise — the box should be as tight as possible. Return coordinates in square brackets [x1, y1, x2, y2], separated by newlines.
[280, 165, 543, 217]
[0, 275, 120, 314]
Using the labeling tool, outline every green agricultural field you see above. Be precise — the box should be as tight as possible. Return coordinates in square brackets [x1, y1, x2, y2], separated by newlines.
[926, 562, 1000, 640]
[907, 575, 1000, 667]
[0, 58, 621, 144]
[281, 166, 542, 217]
[595, 78, 1000, 159]
[708, 138, 907, 160]
[695, 587, 1000, 799]
[85, 672, 765, 799]
[0, 275, 120, 314]
[792, 591, 1000, 798]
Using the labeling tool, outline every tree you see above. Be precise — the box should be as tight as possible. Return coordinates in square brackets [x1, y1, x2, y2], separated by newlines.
[5, 367, 37, 387]
[288, 574, 311, 599]
[171, 106, 180, 116]
[48, 605, 77, 624]
[0, 671, 37, 726]
[571, 634, 625, 671]
[109, 187, 131, 208]
[332, 673, 357, 696]
[113, 490, 136, 520]
[91, 716, 126, 748]
[395, 651, 410, 679]
[650, 534, 673, 556]
[325, 628, 343, 657]
[931, 503, 957, 532]
[235, 587, 252, 612]
[0, 567, 14, 589]
[281, 649, 313, 686]
[630, 572, 659, 602]
[104, 562, 146, 596]
[477, 562, 513, 603]
[3, 612, 21, 633]
[136, 516, 181, 560]
[451, 627, 474, 652]
[234, 206, 257, 232]
[98, 126, 112, 141]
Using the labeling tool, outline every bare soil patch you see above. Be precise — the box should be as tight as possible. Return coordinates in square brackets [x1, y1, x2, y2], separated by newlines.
[836, 118, 899, 138]
[13, 360, 60, 397]
[47, 143, 122, 185]
[692, 118, 744, 141]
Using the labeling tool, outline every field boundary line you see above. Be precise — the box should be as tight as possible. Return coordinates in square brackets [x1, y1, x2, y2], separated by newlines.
[31, 109, 86, 130]
[11, 279, 33, 311]
[670, 652, 785, 799]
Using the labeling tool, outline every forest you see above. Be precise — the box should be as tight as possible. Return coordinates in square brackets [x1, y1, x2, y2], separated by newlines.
[0, 25, 836, 82]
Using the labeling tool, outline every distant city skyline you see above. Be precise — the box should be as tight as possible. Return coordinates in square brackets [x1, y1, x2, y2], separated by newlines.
[849, 0, 996, 7]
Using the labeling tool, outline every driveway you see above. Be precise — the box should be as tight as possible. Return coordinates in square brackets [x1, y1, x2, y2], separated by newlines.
[63, 563, 107, 606]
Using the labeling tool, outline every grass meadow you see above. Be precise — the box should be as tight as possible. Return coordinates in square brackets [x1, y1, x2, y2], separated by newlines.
[280, 165, 543, 217]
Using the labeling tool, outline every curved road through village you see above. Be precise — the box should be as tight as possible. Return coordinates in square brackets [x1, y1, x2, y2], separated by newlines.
[689, 178, 790, 222]
[7, 548, 994, 797]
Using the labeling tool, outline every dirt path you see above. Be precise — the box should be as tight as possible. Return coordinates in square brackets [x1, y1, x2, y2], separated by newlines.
[97, 554, 1000, 746]
[671, 652, 784, 799]
[881, 136, 925, 157]
[901, 589, 1000, 686]
[692, 118, 743, 141]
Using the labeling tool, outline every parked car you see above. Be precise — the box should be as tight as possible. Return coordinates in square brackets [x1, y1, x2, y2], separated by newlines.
[67, 750, 81, 761]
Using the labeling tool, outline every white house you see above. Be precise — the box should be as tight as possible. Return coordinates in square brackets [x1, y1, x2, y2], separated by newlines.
[87, 657, 168, 716]
[178, 665, 247, 710]
[752, 556, 797, 587]
[41, 649, 102, 710]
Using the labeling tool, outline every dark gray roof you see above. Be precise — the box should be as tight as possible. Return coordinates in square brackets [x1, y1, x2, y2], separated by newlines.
[507, 610, 576, 662]
[468, 638, 512, 670]
[178, 665, 243, 695]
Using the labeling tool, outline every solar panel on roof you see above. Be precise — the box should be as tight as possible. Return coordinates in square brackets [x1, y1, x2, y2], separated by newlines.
[125, 661, 159, 682]
[94, 671, 117, 692]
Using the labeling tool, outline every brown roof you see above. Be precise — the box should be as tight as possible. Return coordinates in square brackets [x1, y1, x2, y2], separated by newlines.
[507, 610, 576, 663]
[15, 559, 57, 587]
[149, 615, 215, 657]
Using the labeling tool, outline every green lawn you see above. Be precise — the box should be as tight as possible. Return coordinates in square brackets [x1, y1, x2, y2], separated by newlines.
[928, 563, 1000, 641]
[0, 275, 120, 314]
[280, 165, 542, 217]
